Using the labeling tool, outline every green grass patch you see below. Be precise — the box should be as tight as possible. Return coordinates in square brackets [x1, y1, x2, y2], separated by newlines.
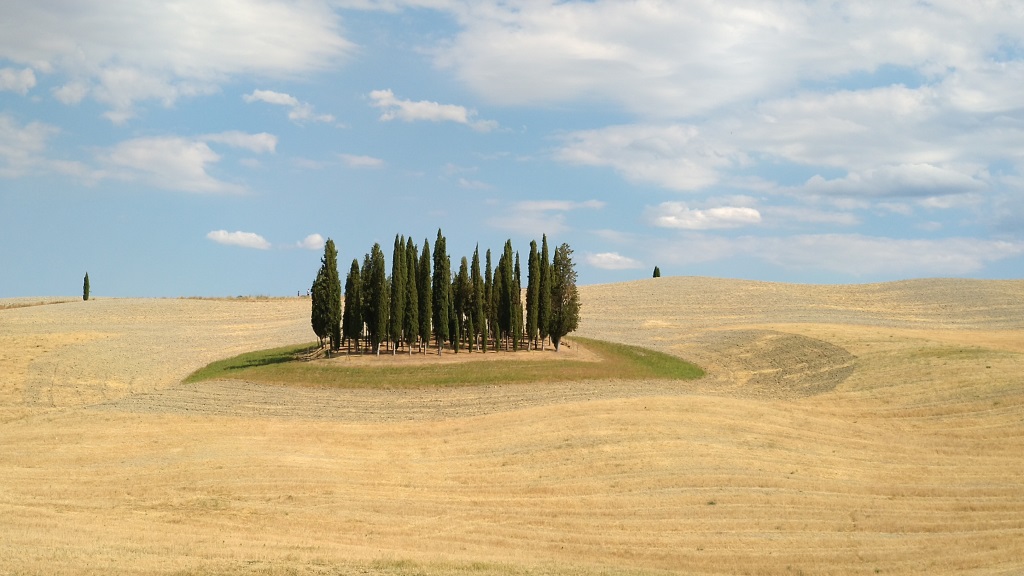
[185, 337, 703, 388]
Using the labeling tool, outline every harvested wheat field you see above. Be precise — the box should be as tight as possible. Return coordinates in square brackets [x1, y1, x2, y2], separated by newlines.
[2, 278, 1023, 575]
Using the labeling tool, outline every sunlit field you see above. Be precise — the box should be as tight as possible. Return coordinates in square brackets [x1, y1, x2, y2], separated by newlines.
[2, 277, 1023, 575]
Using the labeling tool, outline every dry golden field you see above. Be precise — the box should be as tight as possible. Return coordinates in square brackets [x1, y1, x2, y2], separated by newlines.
[1, 278, 1023, 575]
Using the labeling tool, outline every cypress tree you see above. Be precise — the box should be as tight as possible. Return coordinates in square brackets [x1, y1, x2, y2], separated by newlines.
[494, 249, 507, 349]
[513, 251, 523, 351]
[526, 241, 539, 350]
[471, 245, 484, 352]
[549, 243, 581, 351]
[455, 256, 470, 351]
[653, 266, 661, 278]
[484, 249, 495, 351]
[389, 234, 406, 354]
[310, 266, 329, 348]
[83, 272, 90, 301]
[498, 240, 515, 350]
[360, 252, 373, 351]
[321, 239, 342, 351]
[538, 234, 552, 351]
[342, 259, 362, 353]
[367, 243, 389, 355]
[418, 239, 432, 353]
[448, 282, 459, 353]
[431, 229, 450, 354]
[403, 237, 419, 355]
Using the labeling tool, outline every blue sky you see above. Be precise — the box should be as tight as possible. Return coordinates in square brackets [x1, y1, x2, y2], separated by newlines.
[2, 1, 1023, 297]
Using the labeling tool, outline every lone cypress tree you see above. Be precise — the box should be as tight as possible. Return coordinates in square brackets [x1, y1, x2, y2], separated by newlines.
[538, 234, 552, 350]
[418, 239, 432, 353]
[389, 234, 406, 354]
[83, 272, 90, 301]
[549, 243, 581, 351]
[526, 241, 539, 349]
[403, 237, 419, 355]
[342, 259, 362, 352]
[431, 229, 450, 354]
[653, 266, 661, 278]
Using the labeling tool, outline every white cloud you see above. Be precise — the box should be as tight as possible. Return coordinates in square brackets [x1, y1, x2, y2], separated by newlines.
[488, 198, 605, 236]
[203, 131, 277, 154]
[52, 81, 89, 105]
[297, 233, 325, 250]
[0, 114, 56, 177]
[103, 137, 243, 194]
[828, 161, 978, 197]
[557, 124, 735, 191]
[431, 1, 1024, 119]
[586, 252, 643, 270]
[369, 89, 497, 132]
[654, 233, 1024, 278]
[244, 89, 336, 124]
[457, 178, 491, 190]
[206, 230, 271, 250]
[339, 153, 385, 168]
[761, 206, 860, 227]
[0, 67, 35, 94]
[0, 0, 352, 121]
[243, 89, 299, 107]
[649, 202, 762, 230]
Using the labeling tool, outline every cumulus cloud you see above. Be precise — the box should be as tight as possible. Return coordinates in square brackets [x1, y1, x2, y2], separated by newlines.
[203, 131, 277, 154]
[103, 137, 239, 194]
[802, 164, 986, 198]
[586, 252, 644, 270]
[0, 114, 57, 178]
[339, 153, 384, 168]
[244, 89, 336, 124]
[297, 233, 325, 250]
[557, 124, 734, 191]
[654, 233, 1024, 278]
[649, 202, 762, 230]
[369, 89, 497, 132]
[206, 230, 271, 250]
[0, 0, 352, 121]
[0, 67, 35, 94]
[488, 198, 605, 236]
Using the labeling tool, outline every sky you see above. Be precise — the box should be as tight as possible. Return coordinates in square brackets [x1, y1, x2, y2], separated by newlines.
[1, 0, 1023, 297]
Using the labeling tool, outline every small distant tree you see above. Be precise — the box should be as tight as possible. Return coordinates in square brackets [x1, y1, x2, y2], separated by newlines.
[549, 243, 580, 352]
[83, 272, 90, 301]
[653, 266, 661, 278]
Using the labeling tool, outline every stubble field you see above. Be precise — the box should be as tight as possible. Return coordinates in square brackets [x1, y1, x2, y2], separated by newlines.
[1, 278, 1023, 575]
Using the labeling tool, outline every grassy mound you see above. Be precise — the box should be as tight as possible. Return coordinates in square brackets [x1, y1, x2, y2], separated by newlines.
[185, 337, 703, 388]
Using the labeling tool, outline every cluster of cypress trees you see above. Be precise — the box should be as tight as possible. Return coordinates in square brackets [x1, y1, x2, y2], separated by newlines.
[312, 229, 580, 356]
